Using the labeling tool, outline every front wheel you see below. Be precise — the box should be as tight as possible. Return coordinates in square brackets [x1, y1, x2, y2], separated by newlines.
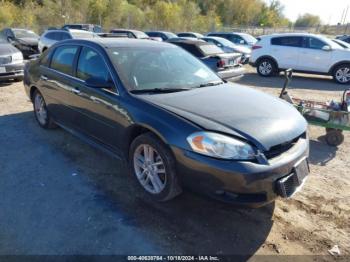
[33, 90, 57, 129]
[129, 133, 182, 201]
[256, 58, 277, 77]
[333, 64, 350, 84]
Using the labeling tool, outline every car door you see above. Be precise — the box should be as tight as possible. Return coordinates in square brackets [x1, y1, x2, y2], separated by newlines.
[39, 45, 80, 128]
[270, 36, 302, 69]
[297, 37, 333, 73]
[69, 46, 125, 152]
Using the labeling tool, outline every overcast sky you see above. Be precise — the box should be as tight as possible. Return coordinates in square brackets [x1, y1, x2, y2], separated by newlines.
[265, 0, 350, 24]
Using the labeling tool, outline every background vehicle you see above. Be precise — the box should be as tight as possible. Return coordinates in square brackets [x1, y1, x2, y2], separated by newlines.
[201, 36, 251, 64]
[168, 39, 245, 80]
[336, 35, 350, 44]
[0, 34, 24, 81]
[110, 29, 149, 39]
[145, 31, 177, 41]
[62, 24, 103, 33]
[177, 32, 203, 38]
[0, 28, 39, 58]
[38, 29, 98, 53]
[250, 33, 350, 84]
[23, 38, 309, 207]
[207, 32, 257, 48]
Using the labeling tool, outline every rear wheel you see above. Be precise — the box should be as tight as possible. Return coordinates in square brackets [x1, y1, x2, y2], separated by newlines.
[333, 64, 350, 84]
[33, 90, 57, 129]
[129, 133, 182, 201]
[256, 58, 277, 77]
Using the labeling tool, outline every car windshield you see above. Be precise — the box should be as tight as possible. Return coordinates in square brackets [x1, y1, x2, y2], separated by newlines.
[317, 35, 341, 49]
[108, 46, 221, 91]
[333, 39, 350, 48]
[198, 44, 224, 55]
[13, 29, 38, 38]
[70, 31, 98, 39]
[240, 33, 257, 44]
[213, 37, 236, 47]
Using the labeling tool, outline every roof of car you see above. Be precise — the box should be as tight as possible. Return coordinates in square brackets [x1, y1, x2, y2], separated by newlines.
[59, 38, 176, 48]
[259, 33, 323, 38]
[167, 39, 209, 46]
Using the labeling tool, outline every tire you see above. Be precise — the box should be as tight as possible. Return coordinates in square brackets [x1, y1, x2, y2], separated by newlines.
[333, 64, 350, 84]
[325, 128, 344, 147]
[256, 58, 277, 77]
[32, 90, 57, 129]
[129, 132, 182, 202]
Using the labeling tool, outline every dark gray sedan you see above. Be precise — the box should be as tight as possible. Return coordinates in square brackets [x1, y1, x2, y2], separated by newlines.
[24, 38, 309, 207]
[0, 34, 24, 81]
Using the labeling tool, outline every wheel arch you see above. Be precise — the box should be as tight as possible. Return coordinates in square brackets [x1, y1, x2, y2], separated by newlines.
[29, 85, 38, 101]
[329, 61, 350, 74]
[256, 55, 279, 69]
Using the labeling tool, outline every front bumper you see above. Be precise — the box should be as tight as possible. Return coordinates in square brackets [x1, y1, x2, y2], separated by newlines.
[0, 62, 24, 80]
[173, 137, 309, 208]
[217, 66, 246, 81]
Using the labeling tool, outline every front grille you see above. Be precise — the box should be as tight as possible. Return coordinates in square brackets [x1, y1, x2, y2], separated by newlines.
[276, 173, 299, 197]
[264, 133, 305, 159]
[0, 56, 12, 65]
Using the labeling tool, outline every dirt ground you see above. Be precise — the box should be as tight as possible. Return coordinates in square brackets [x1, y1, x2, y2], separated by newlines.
[0, 67, 349, 259]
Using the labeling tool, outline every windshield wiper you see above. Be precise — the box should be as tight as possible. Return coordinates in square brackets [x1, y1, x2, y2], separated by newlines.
[130, 88, 191, 94]
[198, 81, 224, 88]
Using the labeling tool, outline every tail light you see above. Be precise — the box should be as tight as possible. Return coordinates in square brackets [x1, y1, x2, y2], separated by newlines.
[252, 45, 262, 50]
[217, 59, 226, 68]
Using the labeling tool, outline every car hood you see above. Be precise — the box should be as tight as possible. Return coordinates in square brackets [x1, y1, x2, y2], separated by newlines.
[139, 84, 307, 150]
[0, 43, 20, 54]
[16, 37, 39, 46]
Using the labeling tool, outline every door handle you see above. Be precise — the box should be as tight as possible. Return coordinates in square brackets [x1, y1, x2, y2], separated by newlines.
[72, 88, 81, 95]
[40, 75, 48, 81]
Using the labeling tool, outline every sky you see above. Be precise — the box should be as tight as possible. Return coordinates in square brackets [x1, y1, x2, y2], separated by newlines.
[265, 0, 350, 24]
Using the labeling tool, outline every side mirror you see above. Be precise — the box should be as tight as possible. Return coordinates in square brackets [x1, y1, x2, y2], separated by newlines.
[7, 36, 14, 42]
[217, 43, 223, 47]
[86, 77, 113, 89]
[239, 40, 245, 44]
[322, 45, 332, 51]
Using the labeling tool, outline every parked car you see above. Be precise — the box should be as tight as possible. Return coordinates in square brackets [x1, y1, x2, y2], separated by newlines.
[38, 29, 98, 53]
[166, 37, 205, 43]
[0, 28, 39, 59]
[336, 35, 350, 44]
[62, 24, 103, 33]
[145, 31, 177, 41]
[207, 32, 257, 49]
[201, 36, 252, 64]
[23, 38, 309, 207]
[0, 34, 24, 81]
[333, 39, 350, 49]
[250, 33, 350, 84]
[177, 32, 203, 38]
[110, 29, 149, 39]
[168, 39, 245, 80]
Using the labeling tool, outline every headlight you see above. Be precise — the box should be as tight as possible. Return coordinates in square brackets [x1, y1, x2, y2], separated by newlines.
[187, 132, 255, 160]
[12, 52, 23, 62]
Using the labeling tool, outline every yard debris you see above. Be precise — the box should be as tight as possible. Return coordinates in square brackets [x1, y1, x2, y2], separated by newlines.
[328, 245, 341, 256]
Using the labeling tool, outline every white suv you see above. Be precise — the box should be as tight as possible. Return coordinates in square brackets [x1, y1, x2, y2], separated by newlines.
[250, 33, 350, 84]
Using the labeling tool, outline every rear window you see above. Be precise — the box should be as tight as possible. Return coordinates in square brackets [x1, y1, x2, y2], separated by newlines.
[198, 44, 224, 55]
[271, 37, 302, 47]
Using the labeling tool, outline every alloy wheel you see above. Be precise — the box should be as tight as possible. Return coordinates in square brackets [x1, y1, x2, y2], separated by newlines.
[259, 61, 273, 75]
[133, 144, 167, 194]
[335, 67, 350, 83]
[34, 93, 47, 125]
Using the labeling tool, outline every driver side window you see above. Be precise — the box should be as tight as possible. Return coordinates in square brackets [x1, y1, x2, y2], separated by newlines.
[307, 37, 327, 50]
[77, 47, 110, 82]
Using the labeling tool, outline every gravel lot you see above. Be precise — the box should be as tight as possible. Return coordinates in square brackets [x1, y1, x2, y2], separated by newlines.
[0, 67, 349, 259]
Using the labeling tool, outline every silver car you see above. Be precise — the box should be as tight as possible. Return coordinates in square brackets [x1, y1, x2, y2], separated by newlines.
[0, 34, 24, 81]
[38, 29, 98, 53]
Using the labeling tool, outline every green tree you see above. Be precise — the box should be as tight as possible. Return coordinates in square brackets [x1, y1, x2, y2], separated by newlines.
[295, 13, 321, 27]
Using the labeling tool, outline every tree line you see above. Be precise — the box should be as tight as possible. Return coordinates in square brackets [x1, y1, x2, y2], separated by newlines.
[0, 0, 322, 33]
